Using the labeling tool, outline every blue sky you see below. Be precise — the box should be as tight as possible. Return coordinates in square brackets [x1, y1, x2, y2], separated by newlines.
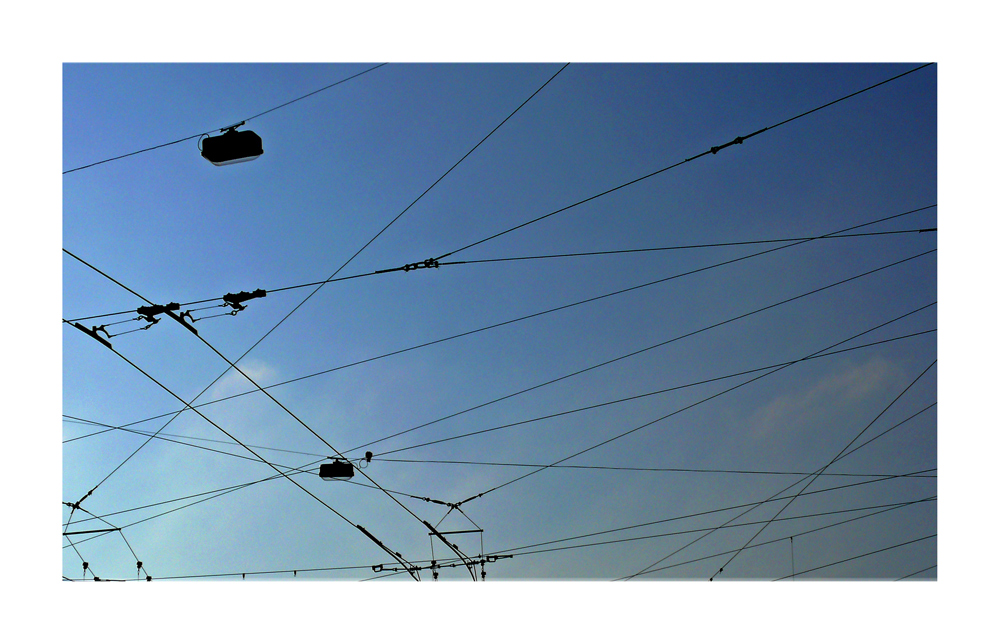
[63, 61, 938, 586]
[12, 3, 994, 640]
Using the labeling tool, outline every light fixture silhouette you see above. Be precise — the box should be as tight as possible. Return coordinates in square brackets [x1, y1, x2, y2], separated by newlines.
[200, 122, 263, 166]
[319, 459, 354, 481]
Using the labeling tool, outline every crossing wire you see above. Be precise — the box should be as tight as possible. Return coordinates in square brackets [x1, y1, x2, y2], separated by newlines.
[62, 66, 569, 538]
[431, 63, 934, 263]
[63, 223, 936, 324]
[450, 254, 935, 509]
[612, 495, 936, 580]
[62, 248, 462, 545]
[63, 327, 934, 460]
[369, 328, 936, 458]
[62, 63, 388, 175]
[771, 534, 936, 581]
[707, 358, 937, 581]
[495, 467, 936, 558]
[67, 481, 935, 581]
[619, 362, 936, 581]
[64, 459, 328, 537]
[495, 496, 936, 562]
[62, 317, 422, 579]
[63, 205, 936, 433]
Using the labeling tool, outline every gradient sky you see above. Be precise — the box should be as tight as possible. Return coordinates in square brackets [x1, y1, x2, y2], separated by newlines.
[8, 0, 994, 639]
[62, 61, 938, 587]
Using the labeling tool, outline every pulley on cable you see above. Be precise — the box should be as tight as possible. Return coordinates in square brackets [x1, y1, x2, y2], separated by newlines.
[200, 122, 263, 166]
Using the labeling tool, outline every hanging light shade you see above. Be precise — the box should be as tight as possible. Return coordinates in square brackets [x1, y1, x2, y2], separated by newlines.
[201, 125, 263, 166]
[319, 459, 354, 481]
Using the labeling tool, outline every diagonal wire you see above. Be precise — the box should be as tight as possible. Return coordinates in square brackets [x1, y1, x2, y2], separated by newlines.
[771, 534, 936, 581]
[706, 359, 937, 581]
[66, 205, 936, 431]
[371, 328, 936, 458]
[63, 318, 421, 580]
[453, 264, 935, 509]
[62, 64, 569, 512]
[433, 63, 934, 262]
[63, 223, 935, 324]
[62, 63, 388, 174]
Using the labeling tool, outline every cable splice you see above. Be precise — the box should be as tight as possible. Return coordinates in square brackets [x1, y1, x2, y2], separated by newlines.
[223, 289, 266, 311]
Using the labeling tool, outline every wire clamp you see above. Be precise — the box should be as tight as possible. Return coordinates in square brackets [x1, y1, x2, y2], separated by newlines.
[402, 258, 440, 272]
[372, 564, 383, 573]
[136, 302, 180, 323]
[223, 288, 266, 311]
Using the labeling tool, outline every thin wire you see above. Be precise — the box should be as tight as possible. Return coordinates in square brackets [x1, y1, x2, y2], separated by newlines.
[454, 263, 935, 508]
[709, 359, 937, 580]
[63, 206, 936, 432]
[62, 65, 572, 524]
[371, 328, 936, 458]
[62, 220, 935, 323]
[62, 415, 325, 470]
[623, 363, 936, 581]
[62, 414, 329, 459]
[619, 497, 936, 580]
[443, 228, 936, 265]
[342, 213, 937, 454]
[498, 497, 935, 560]
[63, 327, 933, 458]
[62, 249, 427, 534]
[62, 63, 388, 174]
[65, 459, 327, 534]
[895, 564, 937, 581]
[62, 318, 421, 579]
[377, 458, 935, 480]
[494, 481, 934, 557]
[771, 534, 936, 581]
[433, 64, 934, 262]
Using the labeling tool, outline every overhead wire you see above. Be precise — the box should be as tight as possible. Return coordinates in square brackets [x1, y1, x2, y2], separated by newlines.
[439, 228, 937, 266]
[63, 205, 936, 438]
[376, 459, 936, 480]
[62, 315, 422, 580]
[493, 475, 934, 558]
[706, 359, 937, 581]
[430, 63, 934, 263]
[62, 66, 571, 550]
[63, 249, 456, 545]
[450, 266, 936, 509]
[497, 496, 936, 562]
[63, 413, 329, 460]
[62, 63, 388, 175]
[63, 64, 935, 580]
[64, 458, 328, 536]
[895, 564, 937, 581]
[62, 327, 934, 461]
[771, 534, 936, 581]
[369, 328, 936, 458]
[63, 222, 936, 324]
[69, 484, 935, 581]
[617, 496, 936, 579]
[62, 415, 327, 471]
[620, 362, 936, 581]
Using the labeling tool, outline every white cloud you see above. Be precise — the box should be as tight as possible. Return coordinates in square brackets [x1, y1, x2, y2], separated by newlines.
[748, 355, 899, 441]
[207, 359, 279, 401]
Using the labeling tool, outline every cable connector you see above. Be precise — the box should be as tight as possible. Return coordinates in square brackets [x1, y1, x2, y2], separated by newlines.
[165, 308, 199, 335]
[402, 258, 440, 272]
[223, 288, 266, 311]
[73, 322, 113, 349]
[136, 302, 180, 323]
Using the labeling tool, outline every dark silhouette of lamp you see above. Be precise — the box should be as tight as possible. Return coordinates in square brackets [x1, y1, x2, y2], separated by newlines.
[201, 122, 263, 166]
[319, 459, 354, 481]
